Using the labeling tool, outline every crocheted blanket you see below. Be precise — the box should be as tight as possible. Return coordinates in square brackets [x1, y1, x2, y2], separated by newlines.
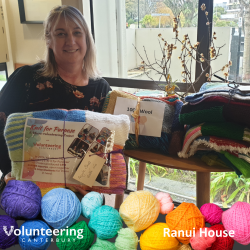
[4, 109, 130, 196]
[102, 90, 184, 155]
[178, 123, 250, 158]
[180, 96, 250, 126]
[185, 82, 250, 104]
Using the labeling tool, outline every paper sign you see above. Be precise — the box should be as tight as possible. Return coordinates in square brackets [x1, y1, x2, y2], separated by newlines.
[21, 118, 114, 185]
[73, 151, 106, 187]
[113, 97, 165, 137]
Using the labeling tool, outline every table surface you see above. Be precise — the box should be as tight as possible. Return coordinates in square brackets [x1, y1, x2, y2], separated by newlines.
[124, 149, 233, 173]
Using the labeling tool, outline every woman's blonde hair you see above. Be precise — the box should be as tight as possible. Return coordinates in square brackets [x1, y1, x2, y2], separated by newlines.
[39, 5, 100, 79]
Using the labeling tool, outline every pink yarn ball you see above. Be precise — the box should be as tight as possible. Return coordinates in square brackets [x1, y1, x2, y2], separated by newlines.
[155, 192, 174, 214]
[190, 227, 216, 250]
[200, 203, 223, 225]
[222, 201, 250, 245]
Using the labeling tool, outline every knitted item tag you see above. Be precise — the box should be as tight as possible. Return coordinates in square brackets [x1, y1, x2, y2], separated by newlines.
[73, 151, 106, 187]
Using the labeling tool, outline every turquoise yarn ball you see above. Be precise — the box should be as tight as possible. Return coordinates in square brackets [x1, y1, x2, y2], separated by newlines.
[81, 191, 103, 219]
[41, 188, 81, 229]
[88, 205, 123, 239]
[19, 220, 52, 250]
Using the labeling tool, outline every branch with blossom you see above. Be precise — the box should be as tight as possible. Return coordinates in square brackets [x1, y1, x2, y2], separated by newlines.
[135, 3, 233, 99]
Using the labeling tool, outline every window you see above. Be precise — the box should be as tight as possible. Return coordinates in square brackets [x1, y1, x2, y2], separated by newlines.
[0, 63, 7, 91]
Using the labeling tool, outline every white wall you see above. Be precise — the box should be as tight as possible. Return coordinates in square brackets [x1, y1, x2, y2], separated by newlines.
[127, 27, 231, 82]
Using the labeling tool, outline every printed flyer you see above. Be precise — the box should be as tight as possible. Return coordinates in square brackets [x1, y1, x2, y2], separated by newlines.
[21, 118, 114, 187]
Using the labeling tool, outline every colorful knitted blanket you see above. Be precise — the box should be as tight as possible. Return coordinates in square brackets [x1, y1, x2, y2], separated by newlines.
[180, 96, 250, 127]
[102, 90, 184, 155]
[178, 123, 250, 158]
[185, 82, 250, 104]
[4, 109, 130, 196]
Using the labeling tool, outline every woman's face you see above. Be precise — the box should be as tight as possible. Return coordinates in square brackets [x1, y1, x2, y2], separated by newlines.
[49, 17, 87, 67]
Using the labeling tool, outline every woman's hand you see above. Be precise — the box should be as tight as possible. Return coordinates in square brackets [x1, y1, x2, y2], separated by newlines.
[4, 172, 16, 185]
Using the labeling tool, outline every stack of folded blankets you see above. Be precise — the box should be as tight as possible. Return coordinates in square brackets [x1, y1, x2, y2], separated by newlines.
[102, 90, 185, 155]
[178, 82, 250, 177]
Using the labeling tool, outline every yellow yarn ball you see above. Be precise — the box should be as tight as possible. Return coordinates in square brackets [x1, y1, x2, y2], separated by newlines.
[140, 223, 180, 250]
[119, 191, 160, 232]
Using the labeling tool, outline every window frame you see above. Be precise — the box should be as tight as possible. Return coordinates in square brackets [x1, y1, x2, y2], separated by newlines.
[89, 0, 214, 92]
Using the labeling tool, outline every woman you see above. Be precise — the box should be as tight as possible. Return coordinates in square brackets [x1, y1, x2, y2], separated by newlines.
[0, 5, 111, 189]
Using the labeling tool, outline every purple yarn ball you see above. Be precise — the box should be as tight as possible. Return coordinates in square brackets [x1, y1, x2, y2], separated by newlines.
[0, 215, 19, 249]
[0, 180, 42, 219]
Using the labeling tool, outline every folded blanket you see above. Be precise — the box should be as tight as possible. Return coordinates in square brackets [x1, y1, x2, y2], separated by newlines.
[178, 133, 250, 159]
[103, 90, 184, 155]
[195, 151, 242, 176]
[185, 82, 250, 104]
[4, 109, 130, 195]
[180, 96, 250, 126]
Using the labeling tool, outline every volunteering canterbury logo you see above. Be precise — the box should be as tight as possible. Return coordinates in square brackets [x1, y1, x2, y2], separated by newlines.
[2, 226, 84, 240]
[3, 226, 14, 236]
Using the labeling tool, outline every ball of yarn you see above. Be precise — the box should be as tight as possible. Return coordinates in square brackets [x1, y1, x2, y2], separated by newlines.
[190, 227, 216, 250]
[81, 191, 103, 219]
[41, 188, 81, 229]
[207, 224, 234, 250]
[56, 221, 94, 250]
[119, 190, 160, 232]
[89, 205, 123, 239]
[165, 202, 205, 244]
[89, 238, 116, 250]
[177, 244, 192, 250]
[115, 228, 138, 250]
[200, 203, 223, 225]
[222, 201, 250, 245]
[140, 223, 180, 250]
[0, 180, 42, 219]
[19, 220, 52, 250]
[0, 215, 19, 249]
[155, 192, 174, 214]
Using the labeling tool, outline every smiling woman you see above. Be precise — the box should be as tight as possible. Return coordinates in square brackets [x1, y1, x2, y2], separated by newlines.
[0, 5, 111, 186]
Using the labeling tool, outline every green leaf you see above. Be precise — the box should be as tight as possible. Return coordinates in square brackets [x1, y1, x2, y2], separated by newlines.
[226, 186, 245, 203]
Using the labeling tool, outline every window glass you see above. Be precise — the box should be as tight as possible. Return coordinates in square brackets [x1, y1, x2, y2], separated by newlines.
[0, 70, 6, 90]
[213, 0, 250, 83]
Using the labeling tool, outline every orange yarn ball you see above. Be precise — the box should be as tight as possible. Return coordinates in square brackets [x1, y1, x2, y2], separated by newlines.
[140, 223, 180, 250]
[165, 202, 205, 244]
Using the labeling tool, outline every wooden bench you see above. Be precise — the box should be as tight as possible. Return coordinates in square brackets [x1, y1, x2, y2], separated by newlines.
[122, 149, 233, 208]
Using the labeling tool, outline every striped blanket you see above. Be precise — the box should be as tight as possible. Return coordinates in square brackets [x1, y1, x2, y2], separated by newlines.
[4, 109, 130, 196]
[103, 90, 184, 155]
[178, 123, 250, 159]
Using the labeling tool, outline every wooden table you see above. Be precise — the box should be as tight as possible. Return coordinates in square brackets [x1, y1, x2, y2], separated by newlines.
[123, 149, 233, 208]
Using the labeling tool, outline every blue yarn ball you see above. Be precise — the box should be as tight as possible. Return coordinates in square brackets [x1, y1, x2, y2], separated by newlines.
[81, 192, 103, 219]
[0, 180, 42, 219]
[88, 205, 123, 239]
[41, 188, 81, 229]
[19, 220, 51, 250]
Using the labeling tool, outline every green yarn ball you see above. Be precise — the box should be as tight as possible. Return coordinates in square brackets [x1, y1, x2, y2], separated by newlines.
[115, 228, 138, 250]
[89, 238, 116, 250]
[56, 221, 94, 250]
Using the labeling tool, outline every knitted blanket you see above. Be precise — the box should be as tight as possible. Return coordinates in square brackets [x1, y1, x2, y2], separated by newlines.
[102, 90, 184, 155]
[180, 96, 250, 127]
[178, 123, 250, 158]
[185, 82, 250, 104]
[4, 109, 130, 196]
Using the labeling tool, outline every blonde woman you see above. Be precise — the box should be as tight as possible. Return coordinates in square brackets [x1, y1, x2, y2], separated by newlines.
[0, 6, 111, 190]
